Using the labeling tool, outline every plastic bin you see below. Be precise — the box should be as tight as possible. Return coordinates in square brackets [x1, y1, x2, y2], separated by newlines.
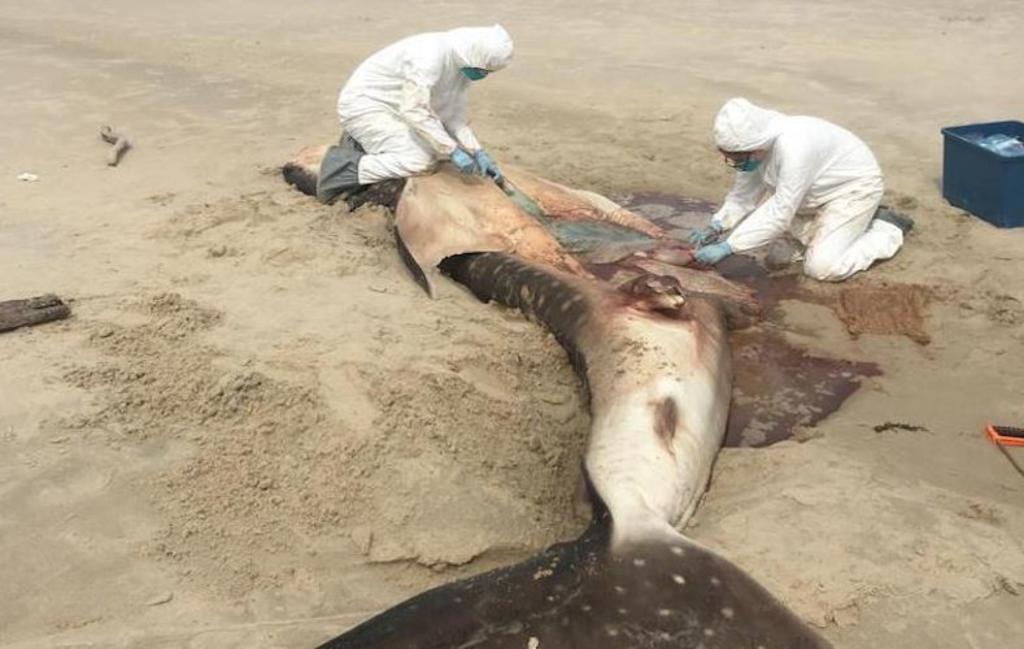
[941, 120, 1024, 228]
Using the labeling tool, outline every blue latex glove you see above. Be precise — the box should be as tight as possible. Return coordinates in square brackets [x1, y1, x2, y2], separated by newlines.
[475, 149, 502, 181]
[688, 221, 724, 246]
[450, 148, 478, 175]
[694, 241, 733, 265]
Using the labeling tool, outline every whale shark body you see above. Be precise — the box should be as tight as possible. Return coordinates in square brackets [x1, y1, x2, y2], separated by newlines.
[283, 149, 832, 649]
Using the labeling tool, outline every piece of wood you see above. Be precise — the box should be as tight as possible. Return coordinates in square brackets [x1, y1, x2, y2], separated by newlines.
[100, 125, 131, 166]
[0, 294, 71, 333]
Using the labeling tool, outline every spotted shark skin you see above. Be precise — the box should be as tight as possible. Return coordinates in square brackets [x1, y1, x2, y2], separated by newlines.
[282, 151, 831, 649]
[318, 484, 826, 649]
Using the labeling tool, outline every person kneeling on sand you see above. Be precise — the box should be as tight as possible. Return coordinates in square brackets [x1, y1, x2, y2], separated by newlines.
[316, 25, 514, 204]
[691, 98, 913, 281]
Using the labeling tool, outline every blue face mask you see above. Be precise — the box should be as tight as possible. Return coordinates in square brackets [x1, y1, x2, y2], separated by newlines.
[461, 67, 490, 81]
[737, 158, 762, 172]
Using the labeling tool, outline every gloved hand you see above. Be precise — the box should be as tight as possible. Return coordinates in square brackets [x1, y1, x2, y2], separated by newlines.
[475, 149, 502, 181]
[450, 148, 478, 175]
[688, 221, 724, 246]
[694, 241, 733, 265]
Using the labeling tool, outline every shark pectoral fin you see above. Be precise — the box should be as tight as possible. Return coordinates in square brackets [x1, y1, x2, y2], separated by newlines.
[314, 516, 830, 649]
[314, 517, 611, 649]
[603, 533, 833, 649]
[395, 228, 434, 297]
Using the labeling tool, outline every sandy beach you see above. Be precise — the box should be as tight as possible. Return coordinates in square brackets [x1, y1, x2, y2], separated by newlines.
[2, 1, 1023, 647]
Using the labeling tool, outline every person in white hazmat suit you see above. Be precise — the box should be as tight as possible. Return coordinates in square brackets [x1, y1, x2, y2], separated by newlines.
[316, 25, 514, 204]
[691, 98, 913, 281]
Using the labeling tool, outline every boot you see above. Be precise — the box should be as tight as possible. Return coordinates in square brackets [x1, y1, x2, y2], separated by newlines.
[316, 133, 366, 204]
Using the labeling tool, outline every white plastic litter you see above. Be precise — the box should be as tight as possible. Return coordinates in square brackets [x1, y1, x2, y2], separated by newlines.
[971, 133, 1024, 156]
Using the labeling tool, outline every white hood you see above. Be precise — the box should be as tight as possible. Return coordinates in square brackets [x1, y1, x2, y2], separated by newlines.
[713, 97, 786, 152]
[447, 24, 514, 71]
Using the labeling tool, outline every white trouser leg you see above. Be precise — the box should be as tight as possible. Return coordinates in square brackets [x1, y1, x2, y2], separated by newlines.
[802, 183, 903, 282]
[342, 111, 439, 184]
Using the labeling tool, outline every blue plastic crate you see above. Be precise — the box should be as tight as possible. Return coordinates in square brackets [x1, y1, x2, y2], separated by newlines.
[941, 120, 1024, 228]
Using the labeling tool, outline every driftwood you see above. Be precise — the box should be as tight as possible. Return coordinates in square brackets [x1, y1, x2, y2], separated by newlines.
[0, 294, 71, 333]
[100, 126, 131, 166]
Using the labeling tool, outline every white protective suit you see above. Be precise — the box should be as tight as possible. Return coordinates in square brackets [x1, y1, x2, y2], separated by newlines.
[711, 98, 904, 281]
[337, 25, 514, 184]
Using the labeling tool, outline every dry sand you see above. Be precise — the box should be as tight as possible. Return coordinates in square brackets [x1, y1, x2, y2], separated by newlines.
[2, 1, 1023, 647]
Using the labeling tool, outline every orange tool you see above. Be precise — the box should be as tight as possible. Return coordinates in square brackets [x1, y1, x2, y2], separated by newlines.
[986, 424, 1024, 448]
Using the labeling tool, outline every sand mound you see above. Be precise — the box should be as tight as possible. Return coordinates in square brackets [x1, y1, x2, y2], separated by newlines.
[60, 252, 590, 597]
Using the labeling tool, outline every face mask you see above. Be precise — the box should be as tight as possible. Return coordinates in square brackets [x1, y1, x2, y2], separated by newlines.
[737, 158, 762, 173]
[461, 67, 490, 81]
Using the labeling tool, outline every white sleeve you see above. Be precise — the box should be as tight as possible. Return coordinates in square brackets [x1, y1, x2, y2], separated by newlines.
[711, 170, 766, 229]
[725, 152, 814, 252]
[398, 62, 460, 157]
[444, 89, 481, 152]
